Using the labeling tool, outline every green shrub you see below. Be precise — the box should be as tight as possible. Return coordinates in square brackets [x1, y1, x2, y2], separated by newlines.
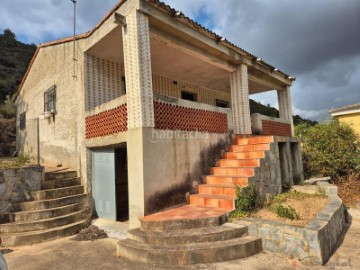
[295, 120, 360, 180]
[272, 204, 299, 220]
[0, 95, 16, 119]
[231, 185, 260, 218]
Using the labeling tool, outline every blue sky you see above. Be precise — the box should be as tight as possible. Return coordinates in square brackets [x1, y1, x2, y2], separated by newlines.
[1, 0, 360, 121]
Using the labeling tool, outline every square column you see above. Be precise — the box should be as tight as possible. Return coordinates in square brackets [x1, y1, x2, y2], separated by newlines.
[123, 10, 154, 129]
[230, 64, 252, 134]
[277, 86, 294, 135]
[122, 10, 154, 228]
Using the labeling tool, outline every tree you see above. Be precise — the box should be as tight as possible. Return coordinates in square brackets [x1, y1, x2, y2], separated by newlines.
[0, 95, 16, 119]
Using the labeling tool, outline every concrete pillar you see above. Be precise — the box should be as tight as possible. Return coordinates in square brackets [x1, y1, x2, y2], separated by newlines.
[230, 64, 252, 134]
[122, 10, 154, 228]
[277, 86, 294, 136]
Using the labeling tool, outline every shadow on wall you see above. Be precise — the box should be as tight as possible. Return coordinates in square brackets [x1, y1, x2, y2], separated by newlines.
[145, 134, 232, 214]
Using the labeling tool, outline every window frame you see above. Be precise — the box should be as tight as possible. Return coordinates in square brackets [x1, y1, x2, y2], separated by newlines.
[181, 90, 197, 102]
[44, 85, 56, 113]
[215, 99, 230, 108]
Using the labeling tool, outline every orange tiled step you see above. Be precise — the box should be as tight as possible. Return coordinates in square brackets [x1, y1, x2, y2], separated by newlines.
[216, 159, 260, 167]
[229, 144, 270, 152]
[198, 184, 236, 196]
[204, 175, 248, 186]
[211, 167, 254, 177]
[233, 136, 273, 145]
[190, 194, 236, 210]
[224, 151, 265, 159]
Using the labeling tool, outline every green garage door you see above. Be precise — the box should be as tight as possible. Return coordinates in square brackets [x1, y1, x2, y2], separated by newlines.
[92, 148, 116, 221]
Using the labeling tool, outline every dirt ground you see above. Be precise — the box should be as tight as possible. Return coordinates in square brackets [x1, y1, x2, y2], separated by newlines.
[253, 196, 329, 226]
[4, 208, 360, 270]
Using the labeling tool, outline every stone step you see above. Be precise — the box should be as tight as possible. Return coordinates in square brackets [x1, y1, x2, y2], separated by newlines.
[0, 208, 90, 233]
[224, 151, 265, 159]
[211, 167, 254, 177]
[1, 219, 89, 247]
[233, 136, 273, 145]
[229, 144, 270, 152]
[204, 175, 248, 186]
[12, 194, 89, 212]
[189, 194, 235, 210]
[45, 170, 78, 181]
[198, 184, 236, 196]
[0, 202, 86, 224]
[216, 159, 260, 167]
[116, 235, 262, 265]
[128, 223, 248, 245]
[42, 177, 81, 189]
[30, 185, 84, 200]
[140, 209, 229, 232]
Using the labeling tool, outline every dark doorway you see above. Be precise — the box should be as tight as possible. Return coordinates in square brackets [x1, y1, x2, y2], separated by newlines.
[115, 146, 129, 221]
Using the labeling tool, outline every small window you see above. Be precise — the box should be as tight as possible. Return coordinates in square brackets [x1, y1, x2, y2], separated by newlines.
[181, 91, 197, 102]
[20, 112, 26, 130]
[122, 77, 126, 94]
[216, 99, 229, 108]
[44, 85, 56, 113]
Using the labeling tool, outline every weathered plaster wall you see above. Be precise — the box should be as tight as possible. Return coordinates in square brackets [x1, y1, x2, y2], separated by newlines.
[0, 166, 43, 213]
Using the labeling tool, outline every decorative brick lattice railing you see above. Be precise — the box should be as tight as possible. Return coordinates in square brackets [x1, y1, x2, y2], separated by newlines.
[154, 101, 228, 133]
[85, 104, 127, 139]
[251, 113, 291, 137]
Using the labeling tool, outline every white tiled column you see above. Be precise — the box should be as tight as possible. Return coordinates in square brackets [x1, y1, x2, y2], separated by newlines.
[277, 86, 294, 135]
[122, 10, 154, 129]
[122, 10, 155, 228]
[230, 64, 252, 134]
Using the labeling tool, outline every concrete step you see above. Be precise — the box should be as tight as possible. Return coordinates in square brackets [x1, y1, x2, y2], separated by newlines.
[1, 219, 89, 247]
[189, 194, 236, 210]
[30, 186, 84, 200]
[117, 235, 262, 265]
[0, 202, 86, 224]
[128, 223, 247, 245]
[229, 144, 270, 152]
[198, 184, 236, 196]
[233, 136, 273, 145]
[204, 175, 248, 186]
[12, 194, 89, 212]
[211, 167, 254, 177]
[42, 177, 81, 189]
[140, 211, 229, 232]
[45, 170, 78, 181]
[0, 208, 90, 233]
[224, 151, 265, 159]
[216, 159, 260, 167]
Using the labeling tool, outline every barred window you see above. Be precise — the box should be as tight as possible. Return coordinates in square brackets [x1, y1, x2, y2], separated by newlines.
[44, 85, 56, 112]
[20, 112, 26, 130]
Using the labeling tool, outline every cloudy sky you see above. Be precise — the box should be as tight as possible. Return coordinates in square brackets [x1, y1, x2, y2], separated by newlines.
[1, 0, 359, 121]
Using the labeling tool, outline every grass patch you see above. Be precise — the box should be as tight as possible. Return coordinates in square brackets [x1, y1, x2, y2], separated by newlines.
[0, 155, 34, 169]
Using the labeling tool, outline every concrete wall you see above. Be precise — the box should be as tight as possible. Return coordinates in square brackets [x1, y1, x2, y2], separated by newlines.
[0, 166, 43, 213]
[336, 113, 360, 136]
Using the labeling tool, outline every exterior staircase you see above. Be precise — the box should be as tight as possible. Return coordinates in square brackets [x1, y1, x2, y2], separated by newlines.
[0, 168, 91, 246]
[189, 135, 273, 210]
[117, 135, 274, 265]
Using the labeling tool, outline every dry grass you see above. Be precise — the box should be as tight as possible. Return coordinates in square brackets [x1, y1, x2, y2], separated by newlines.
[0, 156, 35, 169]
[251, 191, 329, 226]
[337, 172, 360, 207]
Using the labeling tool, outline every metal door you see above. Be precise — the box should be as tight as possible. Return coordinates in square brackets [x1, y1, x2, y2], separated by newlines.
[92, 149, 116, 221]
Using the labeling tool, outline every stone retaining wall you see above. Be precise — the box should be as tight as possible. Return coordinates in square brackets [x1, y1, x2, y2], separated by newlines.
[0, 165, 43, 213]
[235, 182, 348, 265]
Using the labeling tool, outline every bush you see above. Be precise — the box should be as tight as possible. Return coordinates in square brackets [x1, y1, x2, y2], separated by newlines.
[295, 120, 360, 180]
[231, 185, 260, 218]
[272, 204, 299, 220]
[0, 95, 16, 119]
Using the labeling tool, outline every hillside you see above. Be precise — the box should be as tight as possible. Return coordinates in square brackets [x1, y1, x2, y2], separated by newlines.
[0, 29, 36, 103]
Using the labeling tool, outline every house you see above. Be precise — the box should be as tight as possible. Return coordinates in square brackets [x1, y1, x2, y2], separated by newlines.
[14, 0, 303, 239]
[330, 103, 360, 136]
